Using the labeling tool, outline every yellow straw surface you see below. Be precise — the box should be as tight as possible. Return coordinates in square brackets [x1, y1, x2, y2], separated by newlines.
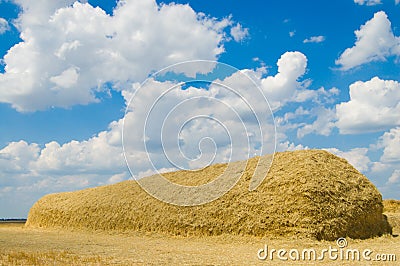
[26, 150, 392, 240]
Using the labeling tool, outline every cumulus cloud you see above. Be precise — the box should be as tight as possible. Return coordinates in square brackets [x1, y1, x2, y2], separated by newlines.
[198, 51, 310, 112]
[0, 46, 307, 184]
[276, 141, 307, 152]
[378, 127, 400, 163]
[0, 17, 9, 34]
[336, 11, 400, 70]
[0, 50, 314, 215]
[0, 121, 128, 216]
[388, 170, 400, 184]
[0, 141, 39, 176]
[297, 107, 336, 138]
[122, 66, 280, 173]
[0, 0, 241, 112]
[369, 128, 400, 190]
[260, 51, 308, 109]
[0, 124, 125, 180]
[273, 86, 339, 139]
[303, 35, 325, 43]
[336, 77, 400, 134]
[354, 0, 382, 5]
[230, 23, 249, 42]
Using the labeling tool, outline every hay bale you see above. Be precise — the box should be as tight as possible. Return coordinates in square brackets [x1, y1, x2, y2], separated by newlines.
[26, 150, 392, 240]
[383, 200, 400, 235]
[383, 199, 400, 213]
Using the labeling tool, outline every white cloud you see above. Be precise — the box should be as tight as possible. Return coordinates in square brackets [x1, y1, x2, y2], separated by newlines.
[260, 51, 308, 109]
[54, 40, 81, 60]
[276, 141, 307, 152]
[35, 135, 125, 175]
[0, 119, 129, 216]
[0, 51, 312, 215]
[336, 11, 400, 70]
[378, 127, 400, 163]
[289, 31, 296, 38]
[12, 0, 79, 28]
[0, 0, 240, 112]
[303, 35, 325, 43]
[0, 127, 125, 179]
[273, 86, 339, 139]
[0, 17, 9, 34]
[107, 172, 129, 184]
[354, 0, 382, 5]
[336, 77, 400, 134]
[297, 107, 336, 138]
[325, 147, 371, 172]
[49, 67, 80, 89]
[230, 23, 249, 42]
[281, 106, 310, 121]
[388, 170, 400, 184]
[198, 52, 310, 112]
[0, 141, 39, 175]
[122, 66, 279, 172]
[368, 128, 400, 189]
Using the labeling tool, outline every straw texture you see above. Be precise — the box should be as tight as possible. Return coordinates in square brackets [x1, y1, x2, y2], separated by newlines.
[26, 150, 392, 240]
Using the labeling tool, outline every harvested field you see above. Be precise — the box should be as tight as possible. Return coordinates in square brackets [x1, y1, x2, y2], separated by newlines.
[0, 219, 399, 265]
[26, 150, 392, 240]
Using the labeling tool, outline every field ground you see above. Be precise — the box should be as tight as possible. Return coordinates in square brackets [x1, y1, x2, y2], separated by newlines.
[0, 216, 399, 266]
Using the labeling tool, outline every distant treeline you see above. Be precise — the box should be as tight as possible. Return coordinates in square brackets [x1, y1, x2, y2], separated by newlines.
[0, 218, 27, 222]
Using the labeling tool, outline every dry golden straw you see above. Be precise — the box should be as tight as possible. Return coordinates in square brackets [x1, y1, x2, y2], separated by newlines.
[26, 150, 392, 240]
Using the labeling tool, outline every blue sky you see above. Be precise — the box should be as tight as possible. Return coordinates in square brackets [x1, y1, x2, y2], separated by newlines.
[0, 0, 399, 217]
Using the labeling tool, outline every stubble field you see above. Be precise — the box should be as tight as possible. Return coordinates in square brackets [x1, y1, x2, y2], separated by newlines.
[0, 210, 398, 266]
